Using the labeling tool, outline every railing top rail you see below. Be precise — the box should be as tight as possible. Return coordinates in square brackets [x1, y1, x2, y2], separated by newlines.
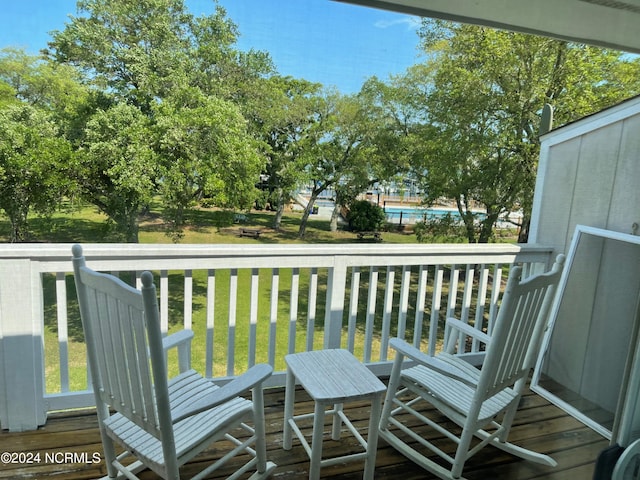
[0, 242, 554, 273]
[0, 242, 554, 261]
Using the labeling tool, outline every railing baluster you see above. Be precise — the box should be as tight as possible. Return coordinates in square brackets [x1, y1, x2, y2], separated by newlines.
[364, 266, 379, 363]
[205, 270, 215, 378]
[380, 266, 395, 361]
[446, 264, 460, 352]
[473, 264, 490, 352]
[227, 269, 238, 376]
[398, 265, 411, 341]
[324, 259, 347, 350]
[522, 261, 534, 279]
[413, 265, 429, 348]
[183, 269, 193, 330]
[160, 270, 169, 334]
[306, 268, 318, 351]
[288, 268, 299, 355]
[347, 267, 361, 353]
[459, 265, 476, 353]
[429, 265, 444, 356]
[488, 265, 503, 336]
[269, 268, 279, 367]
[447, 264, 459, 320]
[56, 272, 69, 393]
[248, 268, 259, 368]
[460, 265, 475, 326]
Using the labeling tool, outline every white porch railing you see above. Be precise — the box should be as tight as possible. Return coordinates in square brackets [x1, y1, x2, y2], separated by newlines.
[0, 243, 554, 432]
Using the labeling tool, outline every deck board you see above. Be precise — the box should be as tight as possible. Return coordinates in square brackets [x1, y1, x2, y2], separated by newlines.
[0, 386, 609, 479]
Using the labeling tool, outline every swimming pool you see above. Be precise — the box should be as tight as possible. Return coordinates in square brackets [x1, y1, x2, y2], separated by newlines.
[383, 206, 486, 223]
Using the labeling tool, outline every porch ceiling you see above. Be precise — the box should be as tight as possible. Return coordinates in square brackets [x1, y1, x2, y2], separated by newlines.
[332, 0, 640, 54]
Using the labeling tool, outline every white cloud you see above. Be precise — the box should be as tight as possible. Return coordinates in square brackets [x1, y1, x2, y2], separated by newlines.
[374, 16, 421, 30]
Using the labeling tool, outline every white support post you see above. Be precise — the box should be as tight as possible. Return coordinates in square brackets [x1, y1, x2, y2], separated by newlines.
[0, 260, 46, 431]
[324, 258, 347, 350]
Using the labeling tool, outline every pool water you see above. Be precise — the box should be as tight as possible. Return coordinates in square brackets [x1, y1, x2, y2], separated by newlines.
[383, 206, 485, 223]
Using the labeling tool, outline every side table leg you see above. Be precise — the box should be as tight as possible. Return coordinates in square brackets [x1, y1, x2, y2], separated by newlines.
[331, 402, 343, 440]
[283, 366, 296, 450]
[363, 394, 382, 480]
[310, 401, 325, 480]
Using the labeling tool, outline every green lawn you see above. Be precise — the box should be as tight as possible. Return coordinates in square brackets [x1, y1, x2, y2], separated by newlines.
[41, 262, 418, 393]
[13, 203, 514, 393]
[0, 202, 419, 245]
[22, 203, 421, 393]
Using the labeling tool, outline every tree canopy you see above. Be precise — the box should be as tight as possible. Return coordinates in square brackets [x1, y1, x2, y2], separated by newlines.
[411, 21, 640, 242]
[0, 49, 79, 241]
[0, 104, 74, 241]
[1, 3, 639, 243]
[42, 0, 270, 241]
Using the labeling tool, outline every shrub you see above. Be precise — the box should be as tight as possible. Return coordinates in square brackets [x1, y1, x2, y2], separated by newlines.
[254, 191, 269, 210]
[414, 213, 467, 243]
[347, 200, 386, 232]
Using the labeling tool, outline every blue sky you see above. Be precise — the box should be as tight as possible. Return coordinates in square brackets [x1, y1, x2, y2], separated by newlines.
[0, 0, 423, 93]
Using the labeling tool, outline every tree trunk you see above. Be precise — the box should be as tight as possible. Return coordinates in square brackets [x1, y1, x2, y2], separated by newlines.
[298, 190, 321, 238]
[456, 198, 477, 243]
[9, 208, 28, 243]
[518, 213, 530, 243]
[273, 189, 285, 231]
[329, 202, 341, 232]
[125, 210, 140, 243]
[478, 211, 500, 243]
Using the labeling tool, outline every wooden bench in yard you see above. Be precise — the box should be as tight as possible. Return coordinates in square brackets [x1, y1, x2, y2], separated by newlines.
[356, 231, 382, 242]
[238, 228, 262, 238]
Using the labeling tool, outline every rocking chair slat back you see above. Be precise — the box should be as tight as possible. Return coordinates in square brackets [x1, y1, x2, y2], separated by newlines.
[77, 265, 161, 437]
[479, 263, 562, 401]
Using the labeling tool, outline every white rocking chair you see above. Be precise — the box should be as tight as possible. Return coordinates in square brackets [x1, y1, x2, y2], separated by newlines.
[71, 245, 276, 480]
[379, 255, 565, 480]
[613, 439, 640, 480]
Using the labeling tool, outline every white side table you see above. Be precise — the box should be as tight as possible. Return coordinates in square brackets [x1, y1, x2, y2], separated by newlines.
[283, 349, 386, 480]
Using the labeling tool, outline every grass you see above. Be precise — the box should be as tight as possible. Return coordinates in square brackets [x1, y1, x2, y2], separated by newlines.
[8, 203, 514, 394]
[41, 263, 426, 393]
[0, 202, 419, 245]
[14, 202, 423, 394]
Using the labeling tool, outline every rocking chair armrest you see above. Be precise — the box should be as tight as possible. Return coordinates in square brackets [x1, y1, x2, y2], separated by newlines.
[446, 317, 492, 346]
[162, 329, 194, 350]
[162, 329, 194, 373]
[171, 363, 273, 424]
[389, 338, 477, 388]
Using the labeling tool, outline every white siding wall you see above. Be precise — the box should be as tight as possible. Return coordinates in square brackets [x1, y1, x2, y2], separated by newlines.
[529, 96, 640, 442]
[529, 95, 640, 254]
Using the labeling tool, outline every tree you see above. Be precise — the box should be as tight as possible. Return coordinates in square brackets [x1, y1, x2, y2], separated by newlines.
[246, 75, 322, 230]
[0, 105, 74, 241]
[46, 0, 271, 239]
[79, 103, 157, 242]
[0, 48, 100, 148]
[49, 0, 192, 109]
[297, 91, 379, 238]
[153, 88, 263, 238]
[415, 22, 640, 243]
[358, 73, 432, 181]
[0, 49, 88, 242]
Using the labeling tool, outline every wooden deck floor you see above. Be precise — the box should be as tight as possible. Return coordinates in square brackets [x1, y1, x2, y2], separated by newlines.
[0, 385, 609, 480]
